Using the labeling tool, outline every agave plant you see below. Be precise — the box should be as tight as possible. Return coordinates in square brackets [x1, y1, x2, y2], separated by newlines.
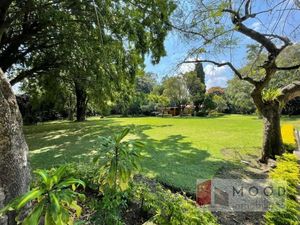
[0, 166, 85, 225]
[93, 128, 144, 192]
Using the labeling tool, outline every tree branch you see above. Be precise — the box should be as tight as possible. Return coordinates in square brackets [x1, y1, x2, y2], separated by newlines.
[0, 0, 13, 39]
[263, 34, 291, 45]
[276, 64, 300, 71]
[223, 3, 281, 55]
[10, 59, 61, 86]
[184, 59, 257, 85]
[279, 81, 300, 104]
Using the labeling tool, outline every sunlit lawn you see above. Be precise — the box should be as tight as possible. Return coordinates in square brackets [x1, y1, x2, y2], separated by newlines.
[24, 115, 300, 192]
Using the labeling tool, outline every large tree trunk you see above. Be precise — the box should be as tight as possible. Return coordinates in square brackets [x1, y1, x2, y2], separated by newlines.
[74, 81, 87, 122]
[260, 102, 283, 163]
[0, 69, 30, 225]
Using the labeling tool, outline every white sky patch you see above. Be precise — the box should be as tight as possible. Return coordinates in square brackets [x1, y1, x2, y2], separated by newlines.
[177, 61, 195, 74]
[204, 64, 230, 88]
[250, 21, 262, 31]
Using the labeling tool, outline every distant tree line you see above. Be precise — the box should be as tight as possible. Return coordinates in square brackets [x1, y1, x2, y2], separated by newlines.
[17, 46, 300, 124]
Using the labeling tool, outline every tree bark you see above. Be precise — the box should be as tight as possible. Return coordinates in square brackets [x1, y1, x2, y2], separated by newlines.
[259, 103, 283, 163]
[0, 69, 30, 225]
[74, 81, 87, 122]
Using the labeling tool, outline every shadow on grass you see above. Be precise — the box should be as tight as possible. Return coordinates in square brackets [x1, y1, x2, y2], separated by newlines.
[26, 118, 238, 192]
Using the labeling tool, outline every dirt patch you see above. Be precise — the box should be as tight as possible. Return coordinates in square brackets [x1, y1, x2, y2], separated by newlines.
[212, 153, 275, 225]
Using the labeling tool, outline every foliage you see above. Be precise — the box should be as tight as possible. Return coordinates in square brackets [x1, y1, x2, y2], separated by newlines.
[183, 69, 205, 111]
[0, 166, 85, 225]
[6, 0, 176, 121]
[207, 87, 225, 96]
[162, 76, 190, 106]
[281, 125, 297, 153]
[131, 181, 218, 225]
[92, 128, 143, 224]
[93, 128, 144, 192]
[264, 153, 300, 225]
[198, 94, 216, 115]
[135, 73, 157, 94]
[225, 77, 256, 114]
[212, 95, 228, 113]
[262, 88, 282, 103]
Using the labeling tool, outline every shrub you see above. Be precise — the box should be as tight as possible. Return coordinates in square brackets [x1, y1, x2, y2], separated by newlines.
[264, 153, 300, 225]
[281, 124, 297, 153]
[92, 128, 144, 224]
[0, 166, 85, 225]
[93, 128, 144, 192]
[131, 181, 219, 225]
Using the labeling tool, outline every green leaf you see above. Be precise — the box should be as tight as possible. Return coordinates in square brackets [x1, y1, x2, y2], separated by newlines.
[133, 141, 145, 148]
[22, 202, 44, 225]
[49, 193, 61, 215]
[70, 201, 82, 218]
[52, 166, 67, 184]
[56, 178, 85, 189]
[92, 155, 101, 163]
[45, 208, 55, 225]
[16, 189, 44, 210]
[115, 128, 130, 143]
[34, 169, 51, 189]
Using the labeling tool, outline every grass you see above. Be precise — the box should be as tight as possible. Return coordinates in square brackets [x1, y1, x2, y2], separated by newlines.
[24, 114, 300, 193]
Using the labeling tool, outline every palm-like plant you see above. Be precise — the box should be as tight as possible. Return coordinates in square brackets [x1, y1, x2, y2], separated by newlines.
[93, 128, 144, 192]
[0, 166, 85, 225]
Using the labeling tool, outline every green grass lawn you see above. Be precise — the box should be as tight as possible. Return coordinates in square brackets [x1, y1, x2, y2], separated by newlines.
[24, 114, 300, 193]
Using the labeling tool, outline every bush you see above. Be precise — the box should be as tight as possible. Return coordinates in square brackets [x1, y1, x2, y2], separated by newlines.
[131, 181, 218, 225]
[141, 103, 156, 116]
[281, 124, 297, 153]
[0, 166, 85, 225]
[264, 153, 300, 225]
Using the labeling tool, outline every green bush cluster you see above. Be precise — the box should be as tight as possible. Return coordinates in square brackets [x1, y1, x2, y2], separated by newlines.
[264, 153, 300, 225]
[131, 181, 218, 225]
[0, 166, 85, 225]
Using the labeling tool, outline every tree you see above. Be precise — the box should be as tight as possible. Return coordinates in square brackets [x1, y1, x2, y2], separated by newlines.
[213, 95, 228, 113]
[177, 0, 300, 163]
[162, 76, 189, 106]
[0, 69, 30, 225]
[207, 87, 225, 96]
[136, 73, 157, 94]
[0, 1, 176, 224]
[225, 77, 256, 114]
[1, 0, 176, 122]
[183, 63, 206, 113]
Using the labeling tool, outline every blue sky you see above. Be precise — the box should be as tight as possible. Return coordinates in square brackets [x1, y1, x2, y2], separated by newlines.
[144, 0, 300, 88]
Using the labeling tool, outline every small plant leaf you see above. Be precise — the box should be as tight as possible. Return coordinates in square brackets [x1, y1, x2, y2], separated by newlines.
[16, 189, 44, 210]
[115, 128, 130, 143]
[56, 178, 85, 189]
[22, 202, 44, 225]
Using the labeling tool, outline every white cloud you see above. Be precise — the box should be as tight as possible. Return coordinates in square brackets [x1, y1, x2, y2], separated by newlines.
[250, 22, 262, 31]
[204, 64, 230, 88]
[177, 62, 195, 74]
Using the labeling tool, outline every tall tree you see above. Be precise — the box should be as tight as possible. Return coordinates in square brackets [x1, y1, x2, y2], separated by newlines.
[176, 0, 300, 163]
[0, 69, 30, 225]
[162, 76, 189, 106]
[0, 1, 176, 224]
[183, 63, 206, 113]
